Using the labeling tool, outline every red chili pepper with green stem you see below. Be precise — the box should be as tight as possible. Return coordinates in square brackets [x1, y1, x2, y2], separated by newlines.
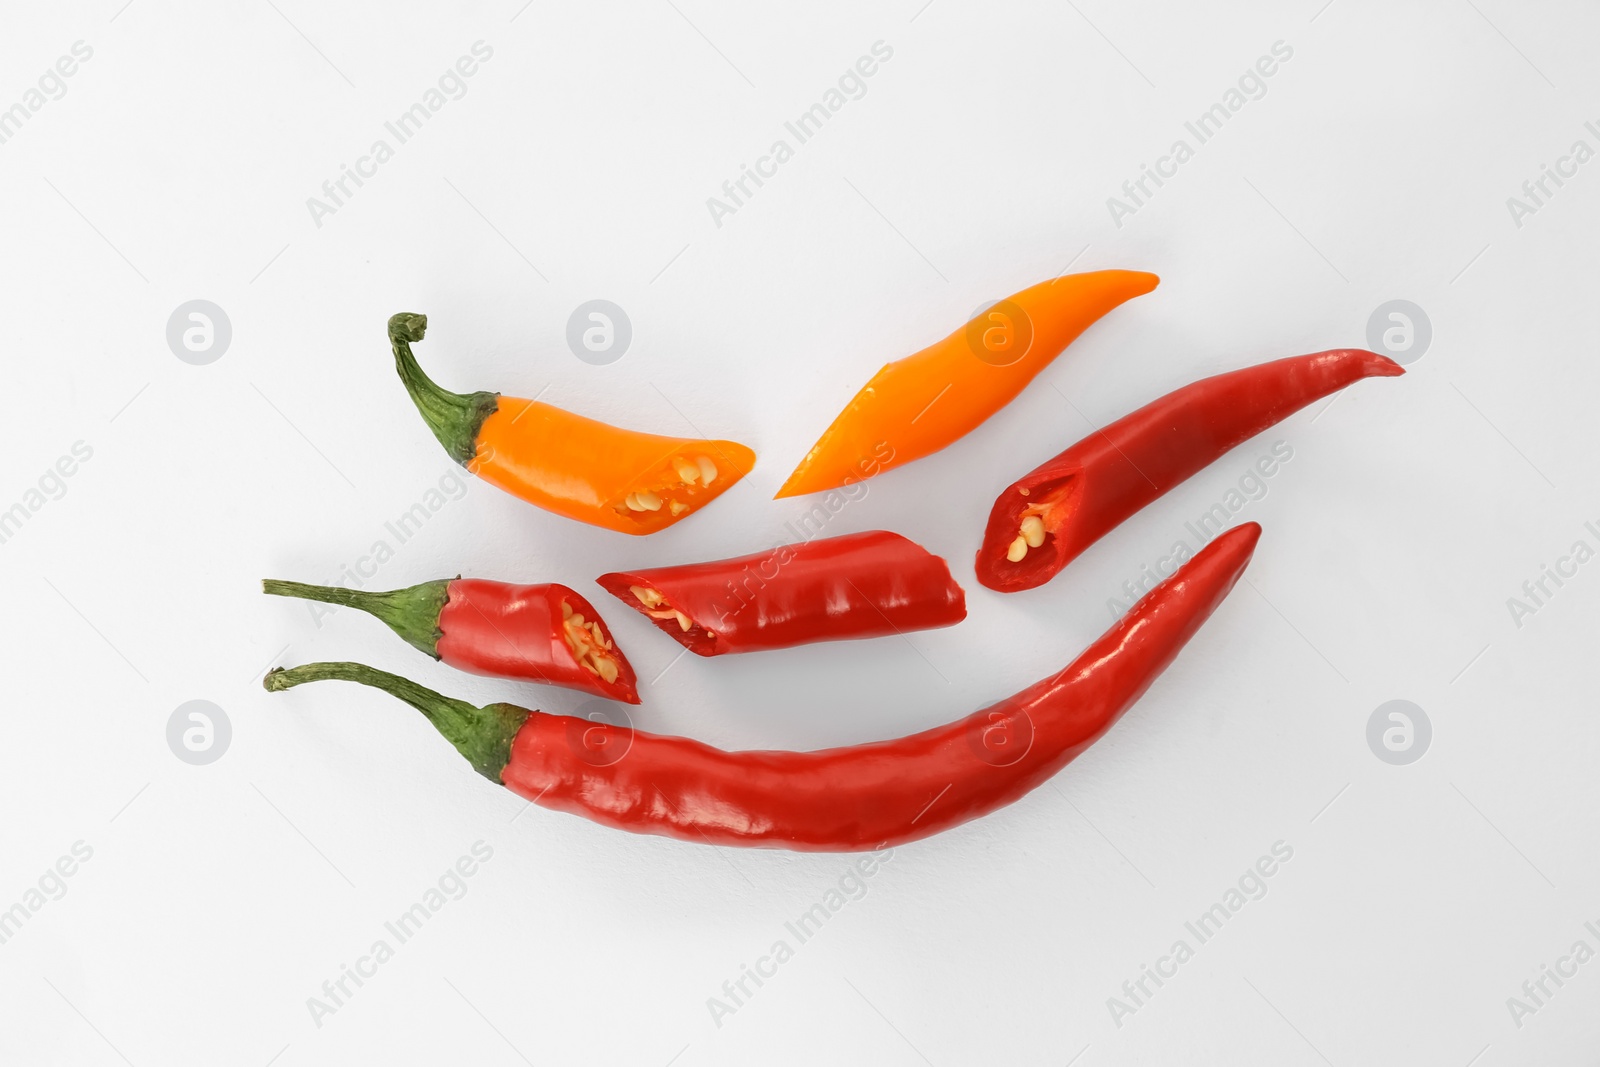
[977, 349, 1401, 593]
[262, 578, 640, 703]
[263, 523, 1259, 851]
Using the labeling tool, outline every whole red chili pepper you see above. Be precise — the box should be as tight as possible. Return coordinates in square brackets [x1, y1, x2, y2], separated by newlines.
[976, 349, 1402, 593]
[262, 578, 640, 704]
[595, 530, 966, 656]
[263, 522, 1258, 852]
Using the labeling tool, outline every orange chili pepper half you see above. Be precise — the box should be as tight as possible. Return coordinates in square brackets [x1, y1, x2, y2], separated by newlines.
[775, 270, 1159, 498]
[387, 313, 755, 535]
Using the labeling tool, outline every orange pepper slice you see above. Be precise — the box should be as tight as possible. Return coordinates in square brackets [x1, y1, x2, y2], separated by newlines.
[775, 270, 1158, 498]
[472, 399, 753, 535]
[389, 313, 754, 535]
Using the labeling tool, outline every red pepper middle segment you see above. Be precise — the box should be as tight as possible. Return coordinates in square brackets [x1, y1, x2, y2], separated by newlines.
[596, 530, 967, 656]
[262, 578, 640, 703]
[976, 348, 1403, 593]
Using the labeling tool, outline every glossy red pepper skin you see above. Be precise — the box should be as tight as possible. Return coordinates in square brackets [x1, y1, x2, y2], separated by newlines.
[976, 349, 1402, 593]
[261, 577, 639, 703]
[439, 581, 639, 703]
[596, 530, 967, 656]
[264, 523, 1258, 852]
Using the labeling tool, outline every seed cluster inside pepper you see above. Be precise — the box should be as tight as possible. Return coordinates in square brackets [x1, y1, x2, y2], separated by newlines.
[621, 454, 719, 520]
[628, 584, 714, 637]
[560, 599, 622, 684]
[1002, 480, 1075, 565]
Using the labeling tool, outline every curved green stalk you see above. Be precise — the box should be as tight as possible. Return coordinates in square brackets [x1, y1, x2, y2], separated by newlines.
[262, 578, 450, 659]
[387, 312, 499, 465]
[264, 661, 528, 782]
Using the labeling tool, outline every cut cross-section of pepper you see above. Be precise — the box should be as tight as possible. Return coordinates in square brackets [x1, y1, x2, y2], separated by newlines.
[388, 313, 755, 534]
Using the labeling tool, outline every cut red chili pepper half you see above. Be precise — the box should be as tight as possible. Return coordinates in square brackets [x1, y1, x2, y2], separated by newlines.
[976, 349, 1402, 593]
[262, 522, 1259, 852]
[595, 530, 966, 656]
[262, 578, 640, 703]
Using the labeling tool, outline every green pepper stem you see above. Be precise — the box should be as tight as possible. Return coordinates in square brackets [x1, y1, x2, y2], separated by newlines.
[264, 661, 529, 782]
[261, 578, 451, 659]
[387, 312, 500, 465]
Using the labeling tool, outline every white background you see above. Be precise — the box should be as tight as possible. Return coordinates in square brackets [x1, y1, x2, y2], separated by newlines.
[2, 0, 1596, 1063]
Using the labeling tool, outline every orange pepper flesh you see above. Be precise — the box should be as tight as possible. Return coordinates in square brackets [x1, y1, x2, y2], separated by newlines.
[775, 270, 1159, 498]
[388, 313, 755, 536]
[470, 399, 755, 535]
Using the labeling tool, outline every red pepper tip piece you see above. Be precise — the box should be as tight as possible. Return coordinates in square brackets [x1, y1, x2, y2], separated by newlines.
[1139, 521, 1260, 627]
[1181, 521, 1261, 602]
[1216, 519, 1262, 558]
[1315, 347, 1404, 378]
[1363, 349, 1405, 377]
